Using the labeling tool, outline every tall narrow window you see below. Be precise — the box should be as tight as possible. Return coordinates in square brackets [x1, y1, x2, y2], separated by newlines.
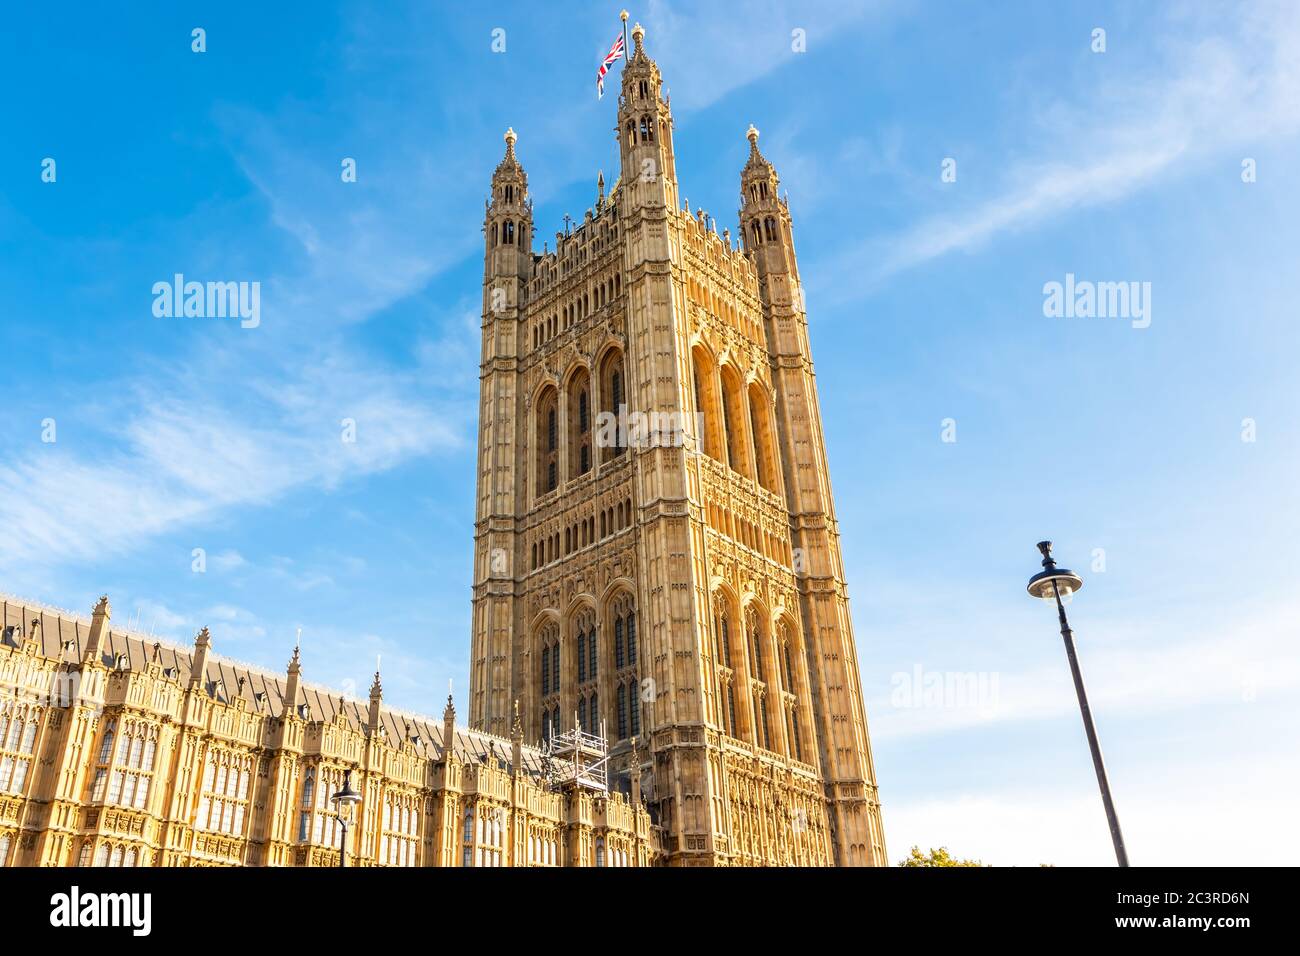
[617, 686, 628, 739]
[615, 618, 625, 669]
[726, 684, 737, 737]
[537, 387, 560, 495]
[629, 682, 640, 736]
[626, 612, 637, 665]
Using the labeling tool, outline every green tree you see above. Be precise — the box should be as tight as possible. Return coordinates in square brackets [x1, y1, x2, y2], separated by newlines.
[898, 845, 985, 867]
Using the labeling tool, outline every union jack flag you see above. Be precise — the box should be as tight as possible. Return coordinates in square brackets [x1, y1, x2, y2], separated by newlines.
[596, 33, 625, 99]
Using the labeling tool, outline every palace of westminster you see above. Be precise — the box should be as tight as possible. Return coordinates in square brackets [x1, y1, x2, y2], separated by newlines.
[0, 25, 885, 868]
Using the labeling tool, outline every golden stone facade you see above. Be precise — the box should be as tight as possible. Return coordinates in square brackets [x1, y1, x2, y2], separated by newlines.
[469, 24, 886, 866]
[0, 24, 883, 872]
[0, 595, 658, 867]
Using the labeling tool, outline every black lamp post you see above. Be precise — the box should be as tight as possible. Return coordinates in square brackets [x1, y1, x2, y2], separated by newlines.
[1027, 541, 1129, 867]
[330, 768, 361, 868]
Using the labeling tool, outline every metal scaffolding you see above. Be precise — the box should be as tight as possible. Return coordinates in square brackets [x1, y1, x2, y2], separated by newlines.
[541, 718, 610, 792]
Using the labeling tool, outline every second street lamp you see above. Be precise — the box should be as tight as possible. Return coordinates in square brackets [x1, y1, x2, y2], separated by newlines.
[330, 768, 361, 868]
[1026, 541, 1130, 868]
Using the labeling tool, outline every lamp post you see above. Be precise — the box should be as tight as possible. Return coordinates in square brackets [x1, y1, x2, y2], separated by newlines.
[1026, 541, 1129, 867]
[330, 768, 361, 868]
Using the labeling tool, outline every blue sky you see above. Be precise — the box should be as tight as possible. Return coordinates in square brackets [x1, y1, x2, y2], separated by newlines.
[2, 1, 1297, 865]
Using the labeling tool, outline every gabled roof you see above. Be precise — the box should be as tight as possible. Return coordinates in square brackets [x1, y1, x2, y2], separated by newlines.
[0, 594, 544, 774]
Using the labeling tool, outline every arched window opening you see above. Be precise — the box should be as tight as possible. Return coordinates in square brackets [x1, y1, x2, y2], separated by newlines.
[538, 621, 560, 738]
[599, 350, 627, 463]
[568, 371, 592, 478]
[536, 386, 560, 495]
[719, 366, 753, 479]
[691, 347, 723, 461]
[748, 382, 777, 491]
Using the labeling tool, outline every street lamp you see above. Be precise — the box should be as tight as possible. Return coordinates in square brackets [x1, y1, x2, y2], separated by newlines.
[1026, 541, 1130, 867]
[330, 768, 361, 868]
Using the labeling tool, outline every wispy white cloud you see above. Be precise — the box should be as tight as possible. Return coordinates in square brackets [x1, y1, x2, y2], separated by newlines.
[0, 356, 462, 571]
[868, 598, 1300, 740]
[821, 1, 1300, 292]
[645, 0, 894, 113]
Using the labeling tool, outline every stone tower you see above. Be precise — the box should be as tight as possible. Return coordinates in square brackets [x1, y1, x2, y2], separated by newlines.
[468, 23, 886, 866]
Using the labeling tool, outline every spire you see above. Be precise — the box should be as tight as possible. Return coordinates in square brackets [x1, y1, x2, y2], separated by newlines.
[83, 595, 111, 666]
[616, 18, 679, 206]
[190, 626, 211, 687]
[441, 688, 457, 762]
[630, 736, 642, 805]
[281, 639, 302, 719]
[367, 657, 383, 732]
[597, 169, 605, 208]
[743, 123, 775, 179]
[492, 126, 525, 185]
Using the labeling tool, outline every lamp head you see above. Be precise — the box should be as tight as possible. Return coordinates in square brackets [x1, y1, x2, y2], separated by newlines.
[1026, 540, 1083, 600]
[331, 768, 362, 823]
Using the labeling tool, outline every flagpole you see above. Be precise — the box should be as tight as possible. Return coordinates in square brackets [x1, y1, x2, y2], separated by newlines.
[621, 10, 630, 61]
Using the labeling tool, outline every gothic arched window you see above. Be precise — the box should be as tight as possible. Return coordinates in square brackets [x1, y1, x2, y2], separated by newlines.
[719, 365, 752, 479]
[568, 371, 592, 478]
[537, 386, 560, 495]
[748, 382, 777, 492]
[691, 346, 723, 462]
[599, 349, 626, 464]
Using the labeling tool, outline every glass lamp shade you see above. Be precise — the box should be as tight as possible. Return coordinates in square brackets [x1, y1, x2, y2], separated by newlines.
[331, 770, 361, 823]
[1026, 568, 1083, 600]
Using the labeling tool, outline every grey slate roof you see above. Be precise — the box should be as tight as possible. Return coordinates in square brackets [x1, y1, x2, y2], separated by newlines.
[0, 594, 543, 774]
